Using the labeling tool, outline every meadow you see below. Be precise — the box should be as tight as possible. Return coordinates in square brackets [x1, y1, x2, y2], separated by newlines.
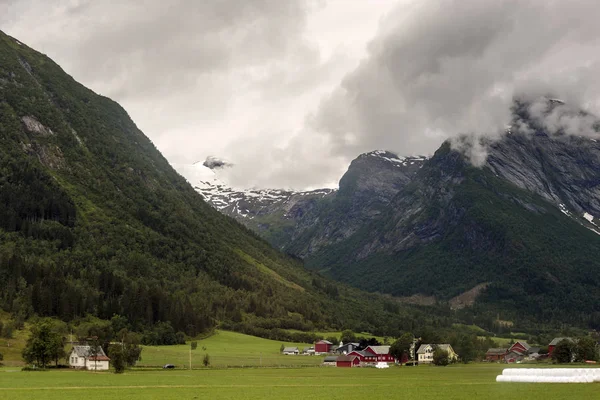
[2, 364, 599, 400]
[138, 330, 323, 368]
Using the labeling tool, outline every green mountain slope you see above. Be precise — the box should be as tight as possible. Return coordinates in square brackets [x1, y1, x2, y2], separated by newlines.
[306, 141, 600, 328]
[0, 31, 439, 337]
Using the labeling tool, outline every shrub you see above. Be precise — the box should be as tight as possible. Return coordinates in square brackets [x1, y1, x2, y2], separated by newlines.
[203, 353, 210, 367]
[552, 339, 575, 363]
[433, 348, 449, 366]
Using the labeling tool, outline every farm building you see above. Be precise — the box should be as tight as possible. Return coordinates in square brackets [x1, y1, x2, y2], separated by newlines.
[336, 342, 359, 355]
[347, 350, 377, 364]
[315, 340, 333, 354]
[508, 341, 530, 355]
[503, 341, 542, 363]
[548, 338, 575, 356]
[504, 350, 525, 364]
[282, 347, 299, 355]
[323, 356, 338, 366]
[336, 355, 360, 368]
[303, 346, 315, 355]
[68, 345, 110, 370]
[363, 346, 395, 363]
[485, 348, 508, 361]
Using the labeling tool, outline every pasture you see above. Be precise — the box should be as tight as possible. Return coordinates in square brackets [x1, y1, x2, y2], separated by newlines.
[138, 330, 323, 368]
[1, 364, 599, 400]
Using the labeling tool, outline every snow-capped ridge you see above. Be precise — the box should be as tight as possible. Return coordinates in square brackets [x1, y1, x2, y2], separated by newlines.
[365, 150, 429, 167]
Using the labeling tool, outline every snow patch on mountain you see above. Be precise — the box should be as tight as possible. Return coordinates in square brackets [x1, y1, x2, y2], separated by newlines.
[182, 161, 334, 218]
[367, 150, 428, 167]
[558, 204, 600, 236]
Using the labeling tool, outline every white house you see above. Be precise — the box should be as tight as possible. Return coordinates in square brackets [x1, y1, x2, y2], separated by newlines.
[417, 344, 435, 364]
[68, 345, 111, 370]
[417, 344, 458, 364]
[282, 346, 299, 355]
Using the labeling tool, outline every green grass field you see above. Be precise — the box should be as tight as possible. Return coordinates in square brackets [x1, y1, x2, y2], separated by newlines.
[138, 330, 324, 368]
[1, 364, 599, 400]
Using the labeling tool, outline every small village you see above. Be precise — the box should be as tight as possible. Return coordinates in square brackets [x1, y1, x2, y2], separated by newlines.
[279, 337, 582, 368]
[282, 339, 458, 368]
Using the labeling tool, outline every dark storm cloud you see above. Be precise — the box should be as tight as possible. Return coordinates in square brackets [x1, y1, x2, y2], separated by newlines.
[310, 0, 600, 165]
[4, 0, 600, 189]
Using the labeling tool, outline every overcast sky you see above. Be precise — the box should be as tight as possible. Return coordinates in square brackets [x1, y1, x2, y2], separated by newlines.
[2, 0, 600, 189]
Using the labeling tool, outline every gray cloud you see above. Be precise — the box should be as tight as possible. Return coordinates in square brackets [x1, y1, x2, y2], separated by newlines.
[203, 156, 233, 170]
[309, 0, 600, 168]
[4, 0, 600, 189]
[1, 0, 329, 163]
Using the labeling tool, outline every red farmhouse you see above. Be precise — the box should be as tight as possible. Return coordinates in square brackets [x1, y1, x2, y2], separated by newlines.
[347, 350, 376, 363]
[315, 340, 333, 354]
[336, 355, 360, 367]
[364, 346, 395, 363]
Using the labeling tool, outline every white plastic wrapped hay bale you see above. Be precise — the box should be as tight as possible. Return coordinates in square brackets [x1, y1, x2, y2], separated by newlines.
[497, 368, 600, 383]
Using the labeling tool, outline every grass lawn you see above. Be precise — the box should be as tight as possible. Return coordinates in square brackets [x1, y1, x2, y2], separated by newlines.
[138, 330, 324, 368]
[0, 321, 28, 367]
[1, 364, 599, 400]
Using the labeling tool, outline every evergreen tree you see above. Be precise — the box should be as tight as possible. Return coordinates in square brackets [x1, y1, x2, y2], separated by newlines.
[109, 344, 126, 374]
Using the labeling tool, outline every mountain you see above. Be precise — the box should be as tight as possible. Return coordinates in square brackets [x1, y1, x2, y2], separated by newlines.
[0, 31, 441, 338]
[198, 98, 600, 329]
[305, 102, 600, 327]
[193, 151, 428, 255]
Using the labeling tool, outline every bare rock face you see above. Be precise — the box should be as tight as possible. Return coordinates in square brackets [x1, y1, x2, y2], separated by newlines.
[22, 115, 53, 136]
[287, 152, 428, 258]
[486, 133, 600, 219]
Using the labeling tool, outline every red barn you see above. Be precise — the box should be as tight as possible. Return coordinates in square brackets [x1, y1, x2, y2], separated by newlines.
[485, 348, 508, 361]
[508, 341, 530, 355]
[548, 337, 574, 356]
[348, 350, 376, 363]
[336, 355, 359, 367]
[315, 340, 333, 354]
[364, 346, 395, 363]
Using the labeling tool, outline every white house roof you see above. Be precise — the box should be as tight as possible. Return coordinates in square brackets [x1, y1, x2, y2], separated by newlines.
[416, 344, 432, 354]
[71, 345, 107, 358]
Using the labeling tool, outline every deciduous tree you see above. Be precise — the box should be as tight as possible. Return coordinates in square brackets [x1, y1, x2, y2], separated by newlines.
[390, 333, 413, 364]
[433, 347, 449, 366]
[22, 320, 64, 368]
